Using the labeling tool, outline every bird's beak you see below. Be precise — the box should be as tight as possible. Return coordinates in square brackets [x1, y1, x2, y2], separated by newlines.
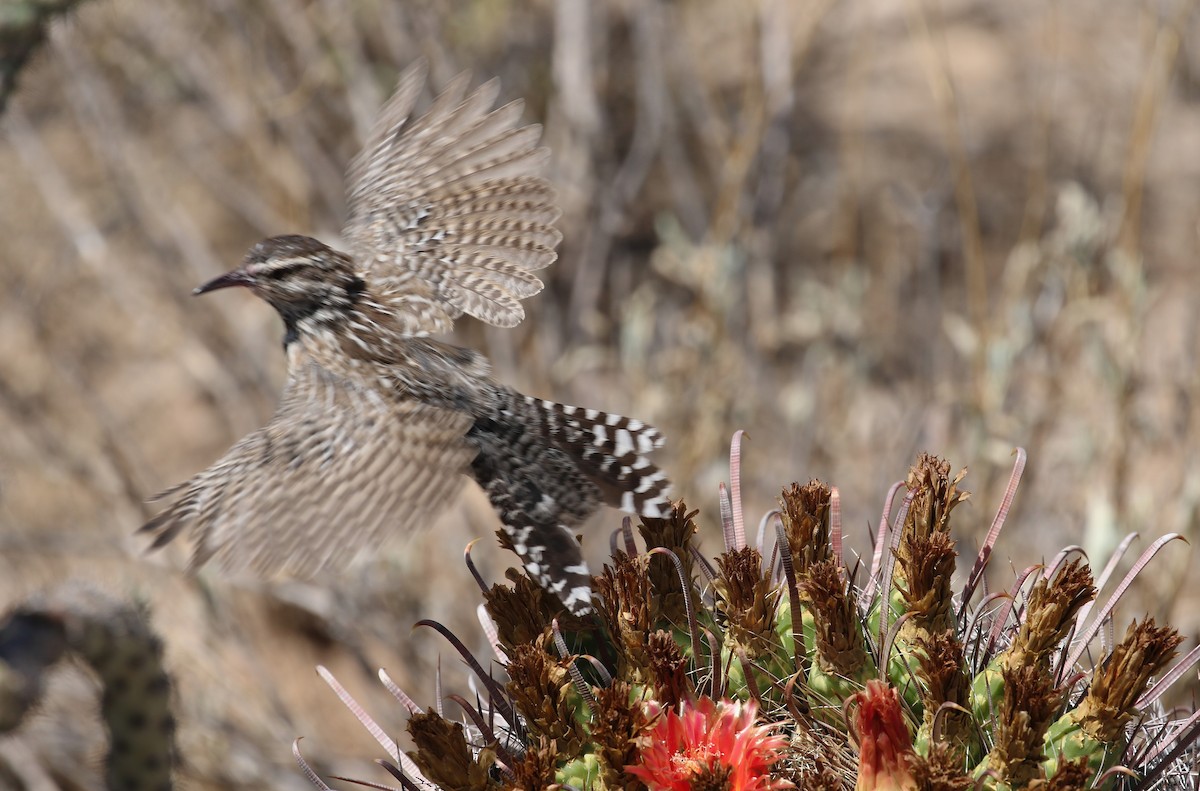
[193, 269, 253, 295]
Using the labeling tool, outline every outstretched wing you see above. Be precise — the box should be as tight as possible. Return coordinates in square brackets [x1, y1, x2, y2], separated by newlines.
[343, 61, 562, 336]
[140, 360, 475, 576]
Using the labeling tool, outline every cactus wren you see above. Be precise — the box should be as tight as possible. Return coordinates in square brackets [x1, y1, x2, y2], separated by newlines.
[140, 63, 671, 614]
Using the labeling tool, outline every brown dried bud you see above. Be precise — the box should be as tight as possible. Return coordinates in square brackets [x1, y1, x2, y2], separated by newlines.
[1075, 618, 1183, 743]
[595, 551, 655, 681]
[713, 546, 783, 661]
[646, 629, 691, 708]
[1002, 560, 1095, 673]
[483, 569, 562, 652]
[407, 709, 495, 791]
[901, 454, 969, 543]
[911, 630, 975, 754]
[779, 480, 833, 581]
[505, 735, 561, 791]
[801, 559, 868, 677]
[894, 530, 957, 641]
[991, 665, 1063, 787]
[910, 742, 973, 791]
[504, 636, 587, 756]
[591, 679, 653, 790]
[638, 501, 701, 624]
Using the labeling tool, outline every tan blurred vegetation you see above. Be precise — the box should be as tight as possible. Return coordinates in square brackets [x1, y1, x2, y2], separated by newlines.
[1, 0, 1200, 786]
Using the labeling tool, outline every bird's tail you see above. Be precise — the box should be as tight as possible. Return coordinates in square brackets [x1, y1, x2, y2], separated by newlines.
[531, 396, 673, 517]
[467, 389, 672, 614]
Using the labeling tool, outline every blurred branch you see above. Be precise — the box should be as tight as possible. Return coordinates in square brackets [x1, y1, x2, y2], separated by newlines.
[1117, 0, 1195, 258]
[567, 0, 667, 339]
[0, 0, 93, 113]
[554, 0, 601, 135]
[908, 0, 988, 404]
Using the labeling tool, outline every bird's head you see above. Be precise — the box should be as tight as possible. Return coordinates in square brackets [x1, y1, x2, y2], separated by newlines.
[195, 235, 365, 330]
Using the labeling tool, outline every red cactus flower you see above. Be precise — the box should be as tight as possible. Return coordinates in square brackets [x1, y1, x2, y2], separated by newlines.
[627, 698, 792, 791]
[852, 680, 917, 791]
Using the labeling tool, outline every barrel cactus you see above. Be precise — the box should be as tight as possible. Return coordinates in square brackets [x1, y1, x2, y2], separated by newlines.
[299, 435, 1199, 791]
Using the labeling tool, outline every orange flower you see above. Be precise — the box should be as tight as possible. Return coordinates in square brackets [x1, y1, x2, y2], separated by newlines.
[852, 680, 917, 791]
[627, 698, 792, 791]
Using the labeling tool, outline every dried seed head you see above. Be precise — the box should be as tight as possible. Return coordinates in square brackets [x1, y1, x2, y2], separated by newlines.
[407, 709, 496, 791]
[483, 569, 563, 652]
[991, 665, 1063, 787]
[595, 552, 656, 681]
[714, 546, 784, 661]
[646, 629, 691, 709]
[1027, 757, 1092, 791]
[638, 501, 700, 624]
[505, 735, 561, 791]
[894, 529, 958, 641]
[1074, 618, 1183, 743]
[911, 630, 975, 754]
[909, 742, 973, 791]
[590, 679, 653, 789]
[801, 559, 868, 678]
[901, 454, 969, 543]
[1002, 559, 1095, 673]
[779, 480, 833, 581]
[504, 636, 588, 756]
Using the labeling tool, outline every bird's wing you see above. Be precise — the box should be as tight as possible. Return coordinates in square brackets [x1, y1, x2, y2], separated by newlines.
[342, 61, 561, 336]
[140, 360, 476, 576]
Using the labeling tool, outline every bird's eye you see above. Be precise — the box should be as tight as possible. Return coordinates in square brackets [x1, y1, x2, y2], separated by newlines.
[260, 262, 300, 281]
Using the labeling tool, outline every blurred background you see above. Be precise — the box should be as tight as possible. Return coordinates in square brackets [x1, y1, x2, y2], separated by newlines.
[2, 0, 1200, 786]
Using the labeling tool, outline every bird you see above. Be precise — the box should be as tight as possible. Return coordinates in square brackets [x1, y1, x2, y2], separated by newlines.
[139, 62, 671, 615]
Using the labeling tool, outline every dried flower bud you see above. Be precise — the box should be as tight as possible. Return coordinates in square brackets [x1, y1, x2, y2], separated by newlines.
[1002, 560, 1095, 673]
[802, 559, 869, 680]
[988, 665, 1062, 787]
[591, 679, 653, 790]
[714, 546, 783, 661]
[639, 501, 701, 624]
[779, 480, 833, 580]
[407, 709, 495, 791]
[504, 636, 588, 757]
[595, 551, 655, 681]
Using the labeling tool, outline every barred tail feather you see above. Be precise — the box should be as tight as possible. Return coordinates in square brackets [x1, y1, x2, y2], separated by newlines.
[528, 397, 672, 518]
[466, 389, 671, 615]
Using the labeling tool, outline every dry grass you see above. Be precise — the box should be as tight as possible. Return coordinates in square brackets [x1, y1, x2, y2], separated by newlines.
[1, 0, 1199, 786]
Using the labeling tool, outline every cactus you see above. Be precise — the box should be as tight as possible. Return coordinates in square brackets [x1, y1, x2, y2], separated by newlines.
[300, 439, 1200, 791]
